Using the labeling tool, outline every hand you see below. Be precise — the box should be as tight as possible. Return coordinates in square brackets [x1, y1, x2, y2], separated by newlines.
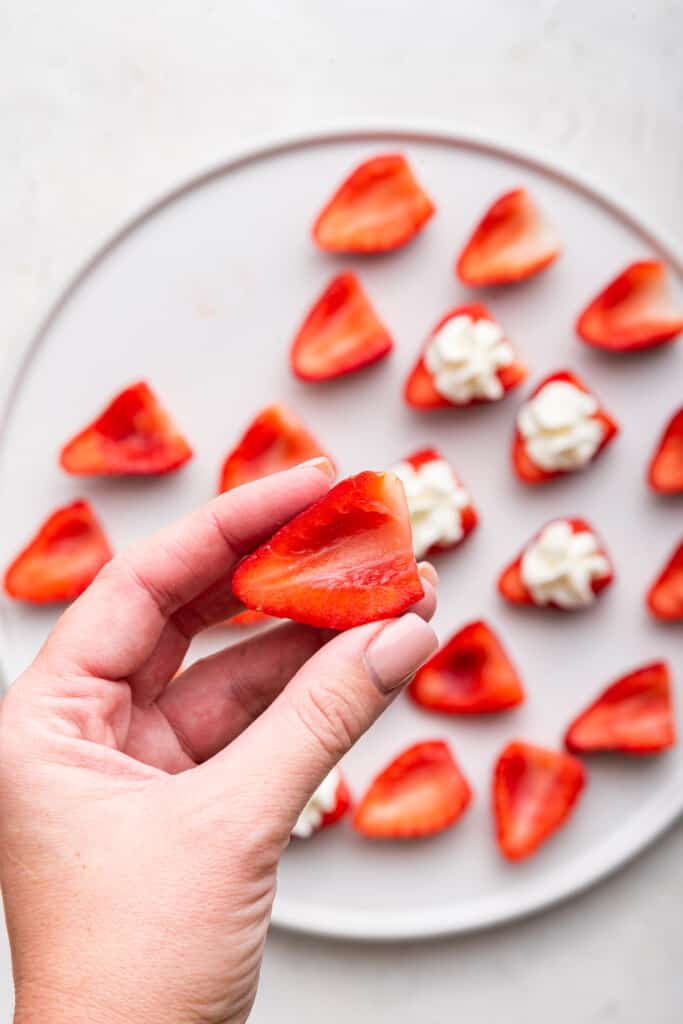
[0, 459, 438, 1024]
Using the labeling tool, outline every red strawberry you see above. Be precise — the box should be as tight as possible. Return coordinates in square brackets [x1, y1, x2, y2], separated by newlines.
[404, 303, 526, 408]
[513, 369, 618, 484]
[456, 188, 560, 286]
[225, 610, 273, 628]
[647, 540, 683, 621]
[493, 741, 586, 860]
[292, 771, 352, 838]
[312, 153, 435, 253]
[498, 518, 613, 610]
[648, 407, 683, 494]
[410, 620, 524, 714]
[565, 661, 675, 755]
[4, 500, 112, 603]
[577, 260, 683, 352]
[219, 404, 332, 493]
[60, 381, 193, 475]
[321, 774, 352, 830]
[394, 447, 478, 559]
[290, 272, 393, 381]
[353, 740, 472, 838]
[231, 471, 423, 629]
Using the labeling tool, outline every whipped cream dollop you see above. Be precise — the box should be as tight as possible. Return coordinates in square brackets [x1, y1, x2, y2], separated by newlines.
[424, 314, 514, 403]
[292, 768, 340, 839]
[394, 457, 470, 559]
[521, 520, 610, 609]
[517, 380, 605, 472]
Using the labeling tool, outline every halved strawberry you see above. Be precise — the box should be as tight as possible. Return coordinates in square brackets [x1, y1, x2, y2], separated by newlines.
[409, 620, 524, 714]
[648, 407, 683, 494]
[493, 741, 586, 860]
[513, 369, 618, 484]
[498, 518, 613, 610]
[231, 471, 423, 629]
[404, 303, 526, 409]
[321, 774, 352, 829]
[312, 153, 435, 253]
[290, 273, 393, 381]
[565, 661, 675, 755]
[647, 540, 683, 620]
[353, 740, 471, 838]
[60, 381, 193, 475]
[456, 188, 560, 286]
[225, 610, 273, 627]
[219, 404, 331, 492]
[393, 447, 478, 559]
[4, 500, 112, 603]
[292, 770, 352, 838]
[577, 260, 683, 352]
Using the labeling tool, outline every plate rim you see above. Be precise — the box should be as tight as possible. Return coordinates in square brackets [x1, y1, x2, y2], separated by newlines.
[0, 125, 681, 942]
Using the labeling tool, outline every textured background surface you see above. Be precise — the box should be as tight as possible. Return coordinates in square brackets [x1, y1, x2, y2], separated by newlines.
[1, 1, 682, 1020]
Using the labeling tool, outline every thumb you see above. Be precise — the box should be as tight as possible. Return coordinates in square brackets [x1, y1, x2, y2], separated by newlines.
[197, 612, 438, 836]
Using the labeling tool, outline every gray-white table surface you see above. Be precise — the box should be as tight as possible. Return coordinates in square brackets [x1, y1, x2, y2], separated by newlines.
[1, 2, 681, 1020]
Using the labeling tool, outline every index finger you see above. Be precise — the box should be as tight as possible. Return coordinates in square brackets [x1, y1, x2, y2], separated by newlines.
[43, 458, 335, 680]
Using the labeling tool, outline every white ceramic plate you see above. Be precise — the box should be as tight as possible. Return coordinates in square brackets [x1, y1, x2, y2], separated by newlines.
[0, 130, 681, 941]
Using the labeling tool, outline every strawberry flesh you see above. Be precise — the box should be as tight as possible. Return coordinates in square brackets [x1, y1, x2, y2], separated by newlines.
[647, 540, 683, 620]
[648, 407, 683, 494]
[577, 260, 683, 351]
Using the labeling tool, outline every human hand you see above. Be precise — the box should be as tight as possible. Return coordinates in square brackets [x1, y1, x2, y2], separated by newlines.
[0, 459, 438, 1024]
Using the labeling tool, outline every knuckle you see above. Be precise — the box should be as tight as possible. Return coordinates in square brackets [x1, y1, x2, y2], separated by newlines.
[293, 684, 364, 760]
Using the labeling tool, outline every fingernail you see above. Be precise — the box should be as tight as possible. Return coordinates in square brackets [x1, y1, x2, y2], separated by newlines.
[364, 613, 438, 695]
[418, 561, 439, 587]
[300, 456, 336, 480]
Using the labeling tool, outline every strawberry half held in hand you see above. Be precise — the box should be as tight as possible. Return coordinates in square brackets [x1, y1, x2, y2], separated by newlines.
[231, 471, 423, 629]
[353, 740, 472, 838]
[410, 620, 524, 714]
[456, 188, 561, 286]
[513, 369, 618, 483]
[218, 404, 332, 492]
[576, 260, 683, 352]
[493, 741, 586, 861]
[60, 381, 193, 475]
[498, 518, 613, 611]
[4, 500, 112, 603]
[291, 768, 352, 838]
[647, 539, 683, 621]
[404, 303, 526, 408]
[565, 661, 675, 755]
[312, 153, 435, 253]
[392, 448, 477, 560]
[648, 407, 683, 494]
[290, 272, 393, 381]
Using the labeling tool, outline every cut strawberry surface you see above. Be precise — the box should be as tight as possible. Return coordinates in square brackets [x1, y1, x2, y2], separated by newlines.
[647, 540, 683, 621]
[393, 447, 478, 559]
[312, 153, 435, 253]
[60, 381, 193, 475]
[353, 740, 472, 838]
[566, 662, 675, 755]
[648, 407, 683, 494]
[410, 620, 524, 714]
[456, 188, 560, 286]
[290, 272, 393, 381]
[404, 303, 526, 409]
[231, 471, 423, 629]
[577, 260, 683, 352]
[494, 741, 586, 860]
[4, 500, 112, 603]
[219, 404, 331, 492]
[513, 369, 618, 484]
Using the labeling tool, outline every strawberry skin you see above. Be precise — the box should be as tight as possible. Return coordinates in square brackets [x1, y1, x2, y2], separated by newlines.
[321, 776, 352, 830]
[647, 539, 683, 621]
[494, 741, 586, 861]
[312, 153, 435, 253]
[410, 620, 524, 714]
[566, 661, 675, 755]
[219, 404, 331, 492]
[456, 188, 561, 286]
[577, 260, 683, 352]
[4, 500, 112, 603]
[225, 610, 272, 627]
[353, 740, 472, 839]
[60, 381, 193, 476]
[290, 272, 393, 381]
[648, 407, 683, 494]
[231, 471, 423, 630]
